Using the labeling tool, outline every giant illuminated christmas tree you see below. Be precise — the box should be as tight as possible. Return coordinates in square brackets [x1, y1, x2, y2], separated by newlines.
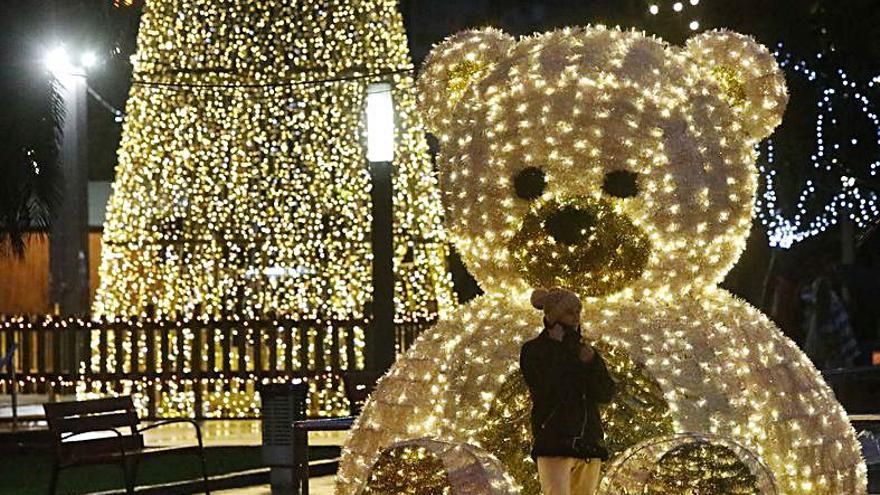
[90, 0, 453, 416]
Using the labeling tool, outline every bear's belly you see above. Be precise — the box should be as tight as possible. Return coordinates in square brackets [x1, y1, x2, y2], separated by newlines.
[436, 290, 865, 495]
[338, 290, 866, 495]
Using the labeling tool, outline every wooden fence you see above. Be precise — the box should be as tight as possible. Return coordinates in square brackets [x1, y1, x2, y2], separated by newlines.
[0, 315, 433, 419]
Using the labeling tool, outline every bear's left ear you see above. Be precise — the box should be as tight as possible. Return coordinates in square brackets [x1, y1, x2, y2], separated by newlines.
[686, 30, 788, 142]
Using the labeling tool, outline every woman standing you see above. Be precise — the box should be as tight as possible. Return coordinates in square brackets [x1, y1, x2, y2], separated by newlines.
[519, 287, 616, 495]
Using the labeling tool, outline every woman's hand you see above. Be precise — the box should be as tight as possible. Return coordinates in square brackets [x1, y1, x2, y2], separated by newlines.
[579, 344, 596, 363]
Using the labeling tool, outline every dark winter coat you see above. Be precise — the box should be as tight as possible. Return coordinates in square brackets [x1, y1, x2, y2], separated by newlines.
[519, 325, 616, 461]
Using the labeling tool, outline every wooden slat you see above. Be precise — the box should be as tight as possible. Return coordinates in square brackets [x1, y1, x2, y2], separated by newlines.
[268, 325, 278, 373]
[206, 325, 216, 372]
[44, 396, 135, 419]
[284, 322, 293, 372]
[130, 323, 140, 374]
[58, 435, 144, 463]
[20, 323, 31, 373]
[145, 322, 156, 374]
[316, 323, 326, 374]
[114, 325, 124, 376]
[176, 325, 185, 373]
[345, 324, 356, 372]
[193, 322, 204, 419]
[99, 326, 108, 374]
[330, 324, 340, 373]
[37, 323, 46, 375]
[160, 323, 170, 374]
[67, 325, 79, 375]
[253, 325, 262, 373]
[222, 324, 232, 374]
[237, 326, 246, 374]
[299, 324, 309, 372]
[51, 324, 61, 373]
[193, 324, 203, 374]
[53, 411, 138, 435]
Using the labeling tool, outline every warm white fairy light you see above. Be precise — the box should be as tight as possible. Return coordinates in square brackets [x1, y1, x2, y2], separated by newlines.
[90, 0, 454, 416]
[339, 26, 866, 495]
[756, 46, 880, 249]
[647, 1, 706, 33]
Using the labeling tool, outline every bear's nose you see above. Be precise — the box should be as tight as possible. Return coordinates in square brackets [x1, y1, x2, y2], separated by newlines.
[544, 205, 596, 245]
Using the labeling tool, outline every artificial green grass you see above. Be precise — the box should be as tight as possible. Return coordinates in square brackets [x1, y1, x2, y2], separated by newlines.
[0, 445, 340, 495]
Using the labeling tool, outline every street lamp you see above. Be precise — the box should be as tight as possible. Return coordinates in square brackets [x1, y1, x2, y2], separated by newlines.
[44, 44, 99, 316]
[365, 82, 396, 373]
[366, 83, 395, 162]
[80, 51, 98, 70]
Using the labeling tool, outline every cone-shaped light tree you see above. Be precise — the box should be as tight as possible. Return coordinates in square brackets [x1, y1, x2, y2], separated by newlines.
[90, 0, 454, 416]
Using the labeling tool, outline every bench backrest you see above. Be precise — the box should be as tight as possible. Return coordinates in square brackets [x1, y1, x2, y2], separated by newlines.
[43, 396, 143, 458]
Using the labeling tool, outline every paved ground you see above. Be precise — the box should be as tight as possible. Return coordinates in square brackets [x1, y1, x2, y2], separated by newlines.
[218, 475, 336, 494]
[2, 397, 346, 494]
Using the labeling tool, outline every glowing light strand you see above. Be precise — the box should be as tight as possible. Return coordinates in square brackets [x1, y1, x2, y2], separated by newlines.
[755, 46, 880, 249]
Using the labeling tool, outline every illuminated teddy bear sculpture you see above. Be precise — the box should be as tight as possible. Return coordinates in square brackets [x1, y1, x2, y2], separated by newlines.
[337, 26, 867, 495]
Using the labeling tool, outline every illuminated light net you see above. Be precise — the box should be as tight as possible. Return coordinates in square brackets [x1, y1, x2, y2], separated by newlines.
[339, 25, 866, 495]
[476, 342, 674, 495]
[88, 0, 454, 417]
[364, 438, 518, 495]
[597, 433, 776, 495]
[756, 46, 880, 249]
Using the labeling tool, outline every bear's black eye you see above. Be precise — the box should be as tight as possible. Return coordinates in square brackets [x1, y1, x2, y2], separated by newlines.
[602, 170, 639, 199]
[513, 167, 547, 200]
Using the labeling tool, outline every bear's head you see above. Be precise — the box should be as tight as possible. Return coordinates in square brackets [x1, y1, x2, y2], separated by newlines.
[417, 26, 787, 301]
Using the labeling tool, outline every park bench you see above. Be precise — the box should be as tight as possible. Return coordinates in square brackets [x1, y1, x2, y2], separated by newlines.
[291, 371, 382, 494]
[42, 396, 210, 495]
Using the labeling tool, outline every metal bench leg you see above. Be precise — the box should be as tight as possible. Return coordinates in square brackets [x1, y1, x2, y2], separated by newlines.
[122, 458, 137, 495]
[301, 456, 309, 495]
[47, 461, 59, 495]
[198, 450, 211, 495]
[293, 428, 309, 495]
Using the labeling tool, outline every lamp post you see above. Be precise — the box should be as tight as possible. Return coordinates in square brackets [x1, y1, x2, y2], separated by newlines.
[45, 45, 96, 317]
[365, 82, 396, 374]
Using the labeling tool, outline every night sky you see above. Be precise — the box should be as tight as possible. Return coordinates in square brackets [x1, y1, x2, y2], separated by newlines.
[2, 0, 878, 181]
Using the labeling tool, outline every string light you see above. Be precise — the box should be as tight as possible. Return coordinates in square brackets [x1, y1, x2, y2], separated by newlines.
[646, 0, 706, 32]
[364, 439, 518, 494]
[339, 26, 865, 495]
[756, 46, 880, 249]
[90, 0, 455, 416]
[0, 314, 375, 417]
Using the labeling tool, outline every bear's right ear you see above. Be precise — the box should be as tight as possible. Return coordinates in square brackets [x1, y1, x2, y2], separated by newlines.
[417, 28, 515, 139]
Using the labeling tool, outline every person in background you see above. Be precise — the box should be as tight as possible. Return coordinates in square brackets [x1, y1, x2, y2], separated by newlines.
[803, 272, 860, 370]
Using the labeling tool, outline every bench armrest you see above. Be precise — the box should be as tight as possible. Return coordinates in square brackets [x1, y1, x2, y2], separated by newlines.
[136, 419, 204, 449]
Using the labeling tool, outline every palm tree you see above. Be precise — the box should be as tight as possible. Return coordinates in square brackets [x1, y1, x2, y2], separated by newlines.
[0, 69, 63, 258]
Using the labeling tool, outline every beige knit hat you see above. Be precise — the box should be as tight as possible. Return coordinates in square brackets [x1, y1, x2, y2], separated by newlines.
[530, 287, 582, 324]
